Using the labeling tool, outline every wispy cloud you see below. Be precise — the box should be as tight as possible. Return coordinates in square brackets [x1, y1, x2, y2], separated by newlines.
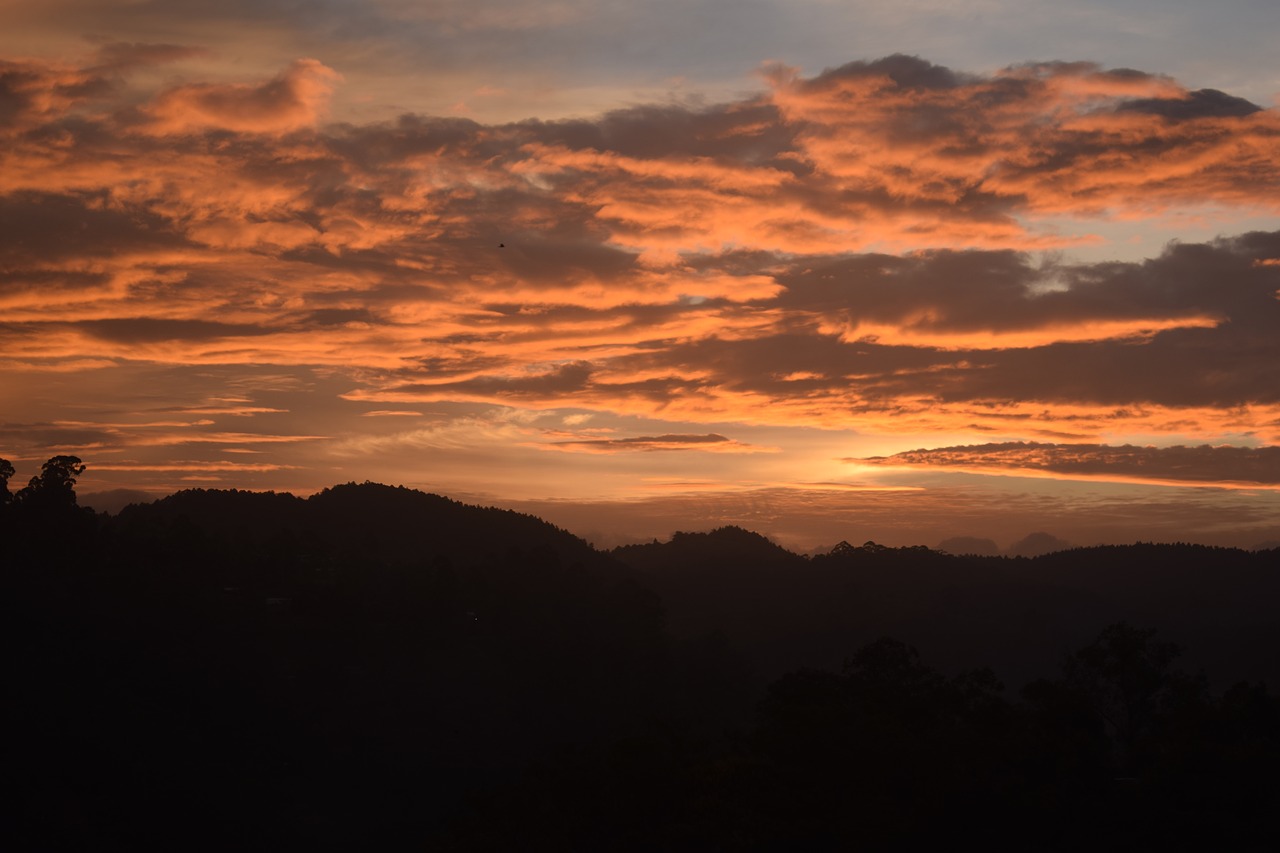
[547, 432, 766, 453]
[854, 441, 1280, 488]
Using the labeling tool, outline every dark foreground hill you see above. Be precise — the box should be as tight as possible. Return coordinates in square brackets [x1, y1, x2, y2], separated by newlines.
[118, 481, 616, 573]
[7, 482, 673, 847]
[618, 531, 1280, 691]
[4, 475, 1279, 849]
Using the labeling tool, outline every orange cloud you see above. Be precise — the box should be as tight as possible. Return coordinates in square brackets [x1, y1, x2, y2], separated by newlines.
[3, 50, 1280, 493]
[769, 55, 1280, 226]
[141, 58, 340, 134]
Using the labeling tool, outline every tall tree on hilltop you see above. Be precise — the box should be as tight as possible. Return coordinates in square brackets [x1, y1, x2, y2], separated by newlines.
[16, 456, 86, 510]
[0, 457, 14, 507]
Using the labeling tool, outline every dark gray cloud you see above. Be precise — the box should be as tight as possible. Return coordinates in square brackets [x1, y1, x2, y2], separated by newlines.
[550, 433, 740, 452]
[391, 361, 595, 398]
[0, 191, 190, 264]
[798, 53, 969, 92]
[1120, 88, 1262, 120]
[0, 268, 110, 301]
[855, 442, 1280, 486]
[75, 318, 271, 343]
[294, 307, 379, 327]
[0, 421, 115, 454]
[771, 232, 1280, 334]
[490, 236, 638, 285]
[530, 100, 794, 163]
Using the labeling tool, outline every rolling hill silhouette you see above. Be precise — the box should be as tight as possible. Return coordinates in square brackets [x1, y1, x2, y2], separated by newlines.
[5, 469, 1279, 849]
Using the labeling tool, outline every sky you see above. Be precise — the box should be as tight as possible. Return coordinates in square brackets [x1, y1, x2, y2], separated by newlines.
[3, 0, 1280, 551]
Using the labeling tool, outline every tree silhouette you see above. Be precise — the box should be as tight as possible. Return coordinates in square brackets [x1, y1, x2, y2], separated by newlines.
[17, 455, 86, 510]
[4, 456, 95, 571]
[1062, 621, 1190, 774]
[0, 457, 14, 507]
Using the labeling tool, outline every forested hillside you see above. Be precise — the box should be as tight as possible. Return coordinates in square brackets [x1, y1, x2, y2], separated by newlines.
[4, 456, 1278, 849]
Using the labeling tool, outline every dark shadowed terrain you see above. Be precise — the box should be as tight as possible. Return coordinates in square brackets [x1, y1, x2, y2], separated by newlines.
[4, 457, 1278, 850]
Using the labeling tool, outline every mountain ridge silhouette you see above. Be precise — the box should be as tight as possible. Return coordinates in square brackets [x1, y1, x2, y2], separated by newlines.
[7, 469, 1280, 848]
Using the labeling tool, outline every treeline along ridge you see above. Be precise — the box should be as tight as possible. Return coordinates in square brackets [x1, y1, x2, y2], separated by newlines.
[4, 456, 1279, 849]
